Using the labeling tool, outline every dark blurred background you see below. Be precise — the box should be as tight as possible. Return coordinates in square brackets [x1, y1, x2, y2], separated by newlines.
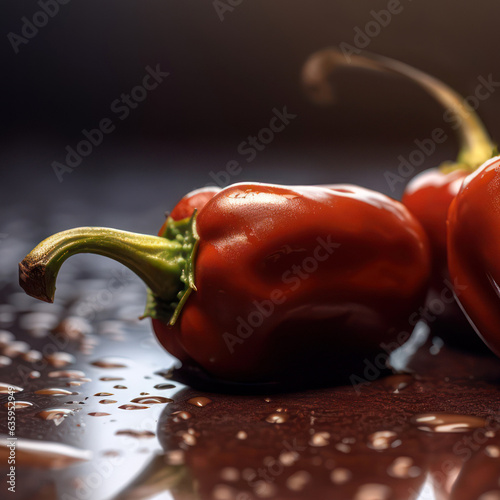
[1, 0, 500, 244]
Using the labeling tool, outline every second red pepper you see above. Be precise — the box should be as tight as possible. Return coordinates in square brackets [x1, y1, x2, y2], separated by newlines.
[448, 156, 500, 356]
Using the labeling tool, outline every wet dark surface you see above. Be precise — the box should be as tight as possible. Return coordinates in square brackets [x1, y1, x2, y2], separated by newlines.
[2, 167, 500, 500]
[2, 289, 500, 500]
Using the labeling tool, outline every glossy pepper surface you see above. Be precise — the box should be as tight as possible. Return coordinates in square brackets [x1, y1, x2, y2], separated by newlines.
[447, 156, 500, 356]
[19, 182, 430, 383]
[397, 61, 495, 346]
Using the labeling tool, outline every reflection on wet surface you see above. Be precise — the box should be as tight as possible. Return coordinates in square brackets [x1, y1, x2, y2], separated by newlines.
[1, 209, 500, 499]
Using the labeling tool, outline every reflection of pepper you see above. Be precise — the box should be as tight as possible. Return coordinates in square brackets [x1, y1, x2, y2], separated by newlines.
[19, 182, 430, 382]
[448, 156, 500, 356]
[302, 49, 495, 346]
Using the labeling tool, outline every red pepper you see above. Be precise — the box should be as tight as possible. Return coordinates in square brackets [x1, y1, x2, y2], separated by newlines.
[303, 49, 495, 347]
[403, 170, 467, 272]
[398, 68, 495, 347]
[448, 156, 500, 356]
[163, 186, 220, 227]
[19, 182, 430, 383]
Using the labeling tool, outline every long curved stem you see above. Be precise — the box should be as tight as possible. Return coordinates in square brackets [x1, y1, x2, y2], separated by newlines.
[19, 227, 185, 303]
[302, 49, 495, 169]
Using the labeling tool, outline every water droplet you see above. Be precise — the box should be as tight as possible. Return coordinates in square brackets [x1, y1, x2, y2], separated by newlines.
[94, 392, 113, 396]
[100, 377, 124, 381]
[379, 374, 413, 393]
[155, 368, 174, 379]
[37, 408, 74, 426]
[0, 383, 23, 394]
[113, 385, 127, 390]
[354, 483, 391, 500]
[187, 396, 212, 407]
[91, 357, 128, 369]
[172, 411, 192, 421]
[220, 467, 240, 482]
[279, 451, 299, 466]
[212, 484, 236, 500]
[80, 343, 98, 355]
[0, 330, 14, 345]
[66, 381, 84, 387]
[478, 491, 500, 500]
[45, 352, 75, 368]
[179, 432, 196, 446]
[3, 341, 30, 357]
[118, 404, 148, 410]
[35, 388, 75, 396]
[367, 431, 400, 450]
[0, 436, 91, 468]
[429, 336, 444, 355]
[4, 401, 33, 409]
[0, 356, 11, 367]
[330, 468, 352, 484]
[485, 445, 500, 458]
[102, 450, 120, 457]
[310, 431, 330, 447]
[265, 413, 289, 424]
[164, 450, 184, 465]
[236, 430, 248, 440]
[254, 481, 277, 498]
[412, 413, 488, 433]
[131, 396, 172, 405]
[29, 371, 40, 379]
[53, 317, 91, 341]
[335, 443, 351, 453]
[387, 456, 421, 478]
[21, 350, 42, 363]
[154, 383, 175, 390]
[286, 470, 311, 491]
[115, 429, 155, 439]
[49, 370, 86, 379]
[99, 399, 117, 405]
[20, 312, 59, 334]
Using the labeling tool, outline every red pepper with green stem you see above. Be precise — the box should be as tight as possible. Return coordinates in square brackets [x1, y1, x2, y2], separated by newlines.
[448, 155, 500, 357]
[302, 49, 495, 348]
[19, 182, 430, 384]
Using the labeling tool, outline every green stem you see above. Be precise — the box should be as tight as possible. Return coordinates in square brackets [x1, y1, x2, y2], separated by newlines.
[19, 227, 185, 304]
[302, 49, 495, 170]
